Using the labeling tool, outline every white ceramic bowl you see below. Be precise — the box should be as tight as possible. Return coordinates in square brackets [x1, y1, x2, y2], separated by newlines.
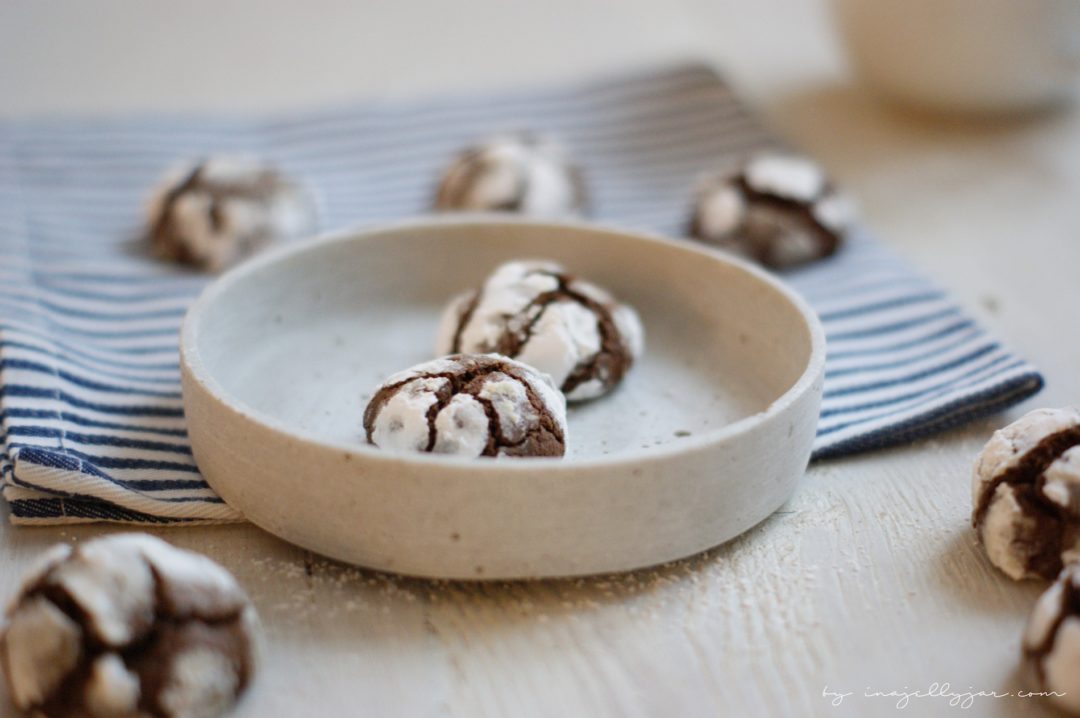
[832, 0, 1080, 115]
[180, 216, 825, 579]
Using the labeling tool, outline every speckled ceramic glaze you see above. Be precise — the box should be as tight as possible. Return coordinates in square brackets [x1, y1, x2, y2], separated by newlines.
[180, 216, 825, 579]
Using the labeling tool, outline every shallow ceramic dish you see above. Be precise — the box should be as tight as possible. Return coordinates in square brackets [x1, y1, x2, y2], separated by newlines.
[180, 216, 825, 579]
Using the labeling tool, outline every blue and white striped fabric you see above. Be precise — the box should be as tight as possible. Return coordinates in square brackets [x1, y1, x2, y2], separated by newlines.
[0, 63, 1042, 524]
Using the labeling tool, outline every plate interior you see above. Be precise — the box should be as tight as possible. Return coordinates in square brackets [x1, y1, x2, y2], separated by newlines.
[193, 224, 812, 461]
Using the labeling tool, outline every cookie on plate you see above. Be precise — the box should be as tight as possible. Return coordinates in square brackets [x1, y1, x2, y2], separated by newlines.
[0, 534, 258, 718]
[435, 260, 643, 401]
[363, 353, 567, 458]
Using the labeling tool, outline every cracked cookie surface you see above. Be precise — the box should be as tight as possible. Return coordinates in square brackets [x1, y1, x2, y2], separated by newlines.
[435, 260, 643, 402]
[972, 407, 1080, 580]
[433, 133, 587, 218]
[1023, 563, 1080, 714]
[363, 354, 567, 458]
[147, 156, 316, 272]
[688, 152, 855, 269]
[0, 534, 258, 718]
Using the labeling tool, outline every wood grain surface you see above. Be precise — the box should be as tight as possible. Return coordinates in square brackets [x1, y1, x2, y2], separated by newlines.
[2, 1, 1077, 715]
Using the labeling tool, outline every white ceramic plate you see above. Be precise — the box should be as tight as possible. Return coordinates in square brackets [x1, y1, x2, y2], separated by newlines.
[180, 216, 825, 579]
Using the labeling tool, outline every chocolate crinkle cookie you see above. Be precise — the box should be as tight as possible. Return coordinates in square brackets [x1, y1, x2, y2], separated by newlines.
[0, 534, 258, 718]
[972, 407, 1080, 580]
[433, 133, 587, 217]
[688, 152, 856, 269]
[363, 354, 567, 458]
[147, 156, 316, 272]
[435, 260, 644, 402]
[1023, 563, 1080, 714]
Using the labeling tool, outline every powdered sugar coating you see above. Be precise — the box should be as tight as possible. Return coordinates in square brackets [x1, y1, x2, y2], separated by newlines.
[980, 485, 1041, 580]
[744, 154, 826, 202]
[812, 192, 858, 233]
[1023, 565, 1080, 714]
[85, 654, 141, 716]
[1026, 576, 1065, 649]
[689, 152, 855, 269]
[2, 596, 82, 710]
[6, 543, 71, 614]
[972, 407, 1080, 580]
[159, 647, 240, 718]
[435, 260, 643, 401]
[694, 183, 745, 237]
[972, 408, 1080, 502]
[514, 301, 602, 394]
[434, 134, 586, 218]
[364, 354, 567, 458]
[382, 356, 466, 388]
[450, 261, 563, 353]
[370, 377, 449, 453]
[49, 535, 157, 647]
[1045, 447, 1080, 515]
[147, 156, 316, 272]
[0, 534, 257, 718]
[1041, 619, 1080, 713]
[432, 394, 491, 456]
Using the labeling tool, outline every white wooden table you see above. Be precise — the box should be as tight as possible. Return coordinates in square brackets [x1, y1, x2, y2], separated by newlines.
[2, 1, 1078, 715]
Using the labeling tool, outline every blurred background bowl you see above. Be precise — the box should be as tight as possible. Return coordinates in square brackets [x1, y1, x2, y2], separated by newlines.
[832, 0, 1080, 115]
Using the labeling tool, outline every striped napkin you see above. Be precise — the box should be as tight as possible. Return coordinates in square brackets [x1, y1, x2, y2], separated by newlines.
[0, 63, 1043, 525]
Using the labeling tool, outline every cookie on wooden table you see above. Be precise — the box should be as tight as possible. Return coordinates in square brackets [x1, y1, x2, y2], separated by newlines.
[435, 260, 644, 402]
[1023, 562, 1080, 714]
[0, 533, 258, 718]
[972, 407, 1080, 580]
